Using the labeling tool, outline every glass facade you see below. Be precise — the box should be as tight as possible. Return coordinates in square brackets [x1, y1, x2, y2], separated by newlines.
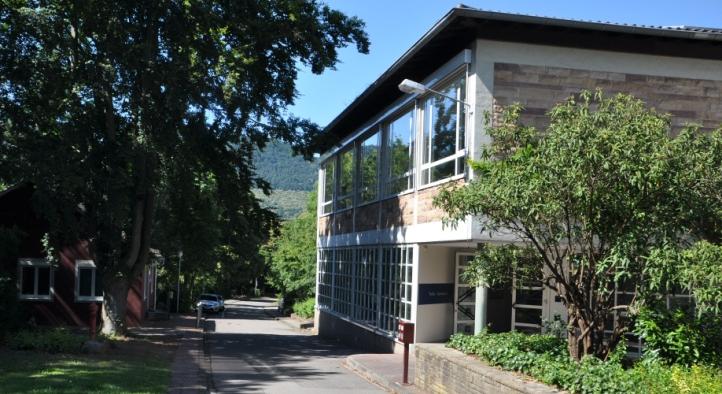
[385, 109, 415, 195]
[359, 132, 380, 203]
[318, 71, 467, 215]
[421, 74, 466, 185]
[337, 148, 354, 209]
[317, 245, 414, 337]
[321, 161, 334, 214]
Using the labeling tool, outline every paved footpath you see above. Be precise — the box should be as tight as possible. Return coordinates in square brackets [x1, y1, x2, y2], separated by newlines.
[204, 298, 383, 393]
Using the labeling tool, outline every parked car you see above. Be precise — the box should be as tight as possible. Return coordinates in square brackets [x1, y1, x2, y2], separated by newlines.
[196, 293, 225, 313]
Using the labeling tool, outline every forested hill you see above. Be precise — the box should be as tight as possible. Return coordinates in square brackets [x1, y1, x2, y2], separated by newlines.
[253, 141, 318, 219]
[254, 141, 317, 191]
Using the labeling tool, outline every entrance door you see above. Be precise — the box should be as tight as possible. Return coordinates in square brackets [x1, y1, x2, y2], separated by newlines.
[454, 254, 475, 334]
[511, 277, 543, 333]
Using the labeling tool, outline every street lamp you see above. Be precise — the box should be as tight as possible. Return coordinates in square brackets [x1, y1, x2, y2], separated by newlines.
[398, 78, 471, 107]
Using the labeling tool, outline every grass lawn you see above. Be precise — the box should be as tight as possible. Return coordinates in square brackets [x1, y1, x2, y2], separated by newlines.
[0, 350, 171, 394]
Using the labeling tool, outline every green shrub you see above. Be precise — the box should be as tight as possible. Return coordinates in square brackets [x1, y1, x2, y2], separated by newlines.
[8, 328, 85, 353]
[0, 274, 29, 337]
[292, 297, 315, 319]
[634, 307, 722, 367]
[448, 332, 722, 394]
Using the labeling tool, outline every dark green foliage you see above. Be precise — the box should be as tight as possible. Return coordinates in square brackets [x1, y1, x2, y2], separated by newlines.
[0, 1, 368, 332]
[254, 142, 317, 192]
[0, 226, 27, 335]
[0, 275, 29, 336]
[448, 332, 722, 394]
[263, 191, 317, 306]
[436, 91, 722, 360]
[8, 328, 85, 353]
[634, 307, 722, 367]
[292, 297, 315, 319]
[257, 189, 311, 220]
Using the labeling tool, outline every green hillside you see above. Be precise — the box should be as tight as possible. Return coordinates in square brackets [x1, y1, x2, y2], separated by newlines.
[254, 141, 318, 219]
[254, 141, 317, 191]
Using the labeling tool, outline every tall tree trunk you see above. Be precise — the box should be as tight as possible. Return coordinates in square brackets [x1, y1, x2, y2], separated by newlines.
[100, 154, 156, 335]
[101, 276, 131, 335]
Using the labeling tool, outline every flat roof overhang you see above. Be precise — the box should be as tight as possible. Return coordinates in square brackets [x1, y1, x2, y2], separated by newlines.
[322, 7, 722, 146]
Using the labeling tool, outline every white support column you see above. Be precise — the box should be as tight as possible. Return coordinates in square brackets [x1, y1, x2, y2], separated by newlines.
[474, 286, 488, 334]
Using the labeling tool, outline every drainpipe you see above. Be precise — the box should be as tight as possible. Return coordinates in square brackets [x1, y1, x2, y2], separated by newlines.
[474, 286, 487, 334]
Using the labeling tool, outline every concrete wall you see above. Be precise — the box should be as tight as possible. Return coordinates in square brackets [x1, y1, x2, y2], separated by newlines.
[317, 309, 397, 353]
[415, 245, 456, 343]
[415, 343, 560, 394]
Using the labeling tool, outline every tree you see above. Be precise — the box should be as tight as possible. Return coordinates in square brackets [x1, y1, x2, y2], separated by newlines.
[0, 1, 368, 334]
[434, 90, 722, 360]
[262, 190, 317, 306]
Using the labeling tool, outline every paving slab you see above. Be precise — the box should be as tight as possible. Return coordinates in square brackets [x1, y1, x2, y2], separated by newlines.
[345, 352, 424, 394]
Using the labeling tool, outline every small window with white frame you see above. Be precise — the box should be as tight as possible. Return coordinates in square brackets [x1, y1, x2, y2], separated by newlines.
[421, 72, 467, 185]
[17, 258, 53, 301]
[75, 260, 103, 302]
[320, 160, 335, 214]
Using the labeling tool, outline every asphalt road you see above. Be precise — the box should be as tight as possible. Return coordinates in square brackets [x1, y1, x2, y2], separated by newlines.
[203, 298, 383, 393]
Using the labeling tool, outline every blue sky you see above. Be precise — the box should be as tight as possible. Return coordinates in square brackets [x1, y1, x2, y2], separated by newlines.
[289, 0, 722, 127]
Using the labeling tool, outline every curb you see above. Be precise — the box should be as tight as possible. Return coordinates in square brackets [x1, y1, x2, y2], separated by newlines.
[343, 356, 421, 394]
[202, 319, 214, 393]
[277, 316, 314, 331]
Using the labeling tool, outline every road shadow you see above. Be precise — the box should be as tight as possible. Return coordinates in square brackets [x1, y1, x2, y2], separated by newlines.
[202, 300, 382, 393]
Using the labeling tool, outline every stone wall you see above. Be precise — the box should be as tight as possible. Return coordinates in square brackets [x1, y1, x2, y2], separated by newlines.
[318, 183, 457, 237]
[415, 343, 560, 394]
[494, 63, 722, 134]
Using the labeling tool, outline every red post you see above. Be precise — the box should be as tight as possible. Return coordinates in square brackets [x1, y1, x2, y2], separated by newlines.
[89, 302, 98, 340]
[403, 342, 410, 384]
[398, 321, 415, 385]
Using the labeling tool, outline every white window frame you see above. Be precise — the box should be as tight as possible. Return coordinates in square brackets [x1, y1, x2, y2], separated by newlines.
[335, 147, 355, 211]
[17, 258, 54, 301]
[419, 69, 468, 186]
[319, 160, 335, 215]
[383, 106, 417, 197]
[75, 259, 103, 302]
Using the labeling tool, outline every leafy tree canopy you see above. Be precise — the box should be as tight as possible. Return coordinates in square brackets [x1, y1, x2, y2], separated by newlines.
[0, 0, 368, 333]
[262, 190, 317, 305]
[435, 90, 722, 360]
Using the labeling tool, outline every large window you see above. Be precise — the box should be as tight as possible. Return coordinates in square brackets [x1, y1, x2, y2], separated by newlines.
[321, 160, 334, 214]
[317, 249, 333, 309]
[353, 247, 378, 324]
[333, 248, 353, 316]
[318, 71, 467, 213]
[75, 260, 103, 302]
[421, 74, 466, 185]
[384, 109, 415, 195]
[337, 148, 354, 209]
[379, 246, 414, 334]
[359, 131, 380, 203]
[317, 245, 414, 338]
[17, 258, 53, 301]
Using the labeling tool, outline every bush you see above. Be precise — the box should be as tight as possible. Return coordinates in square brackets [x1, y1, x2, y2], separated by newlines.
[634, 306, 722, 367]
[292, 297, 315, 319]
[8, 328, 85, 353]
[0, 274, 29, 337]
[447, 332, 722, 394]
